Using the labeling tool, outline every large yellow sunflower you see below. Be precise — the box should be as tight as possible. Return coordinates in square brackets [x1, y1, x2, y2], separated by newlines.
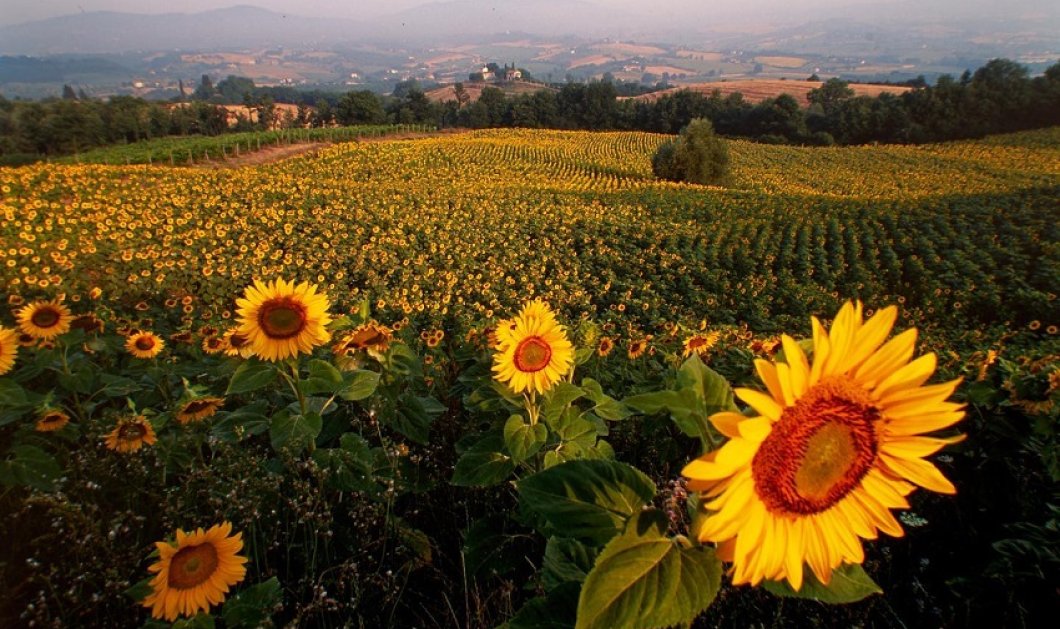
[235, 278, 332, 361]
[141, 522, 248, 621]
[682, 302, 964, 591]
[493, 301, 574, 395]
[126, 332, 165, 359]
[16, 300, 72, 339]
[0, 326, 17, 375]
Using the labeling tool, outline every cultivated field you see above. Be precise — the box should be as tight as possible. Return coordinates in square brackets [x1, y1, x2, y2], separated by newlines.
[0, 127, 1056, 628]
[630, 78, 913, 105]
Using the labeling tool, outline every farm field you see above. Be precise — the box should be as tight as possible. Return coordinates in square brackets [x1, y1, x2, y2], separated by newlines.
[0, 128, 1057, 628]
[629, 79, 913, 105]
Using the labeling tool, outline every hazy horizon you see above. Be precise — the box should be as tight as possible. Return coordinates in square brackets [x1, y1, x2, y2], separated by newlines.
[3, 0, 1056, 28]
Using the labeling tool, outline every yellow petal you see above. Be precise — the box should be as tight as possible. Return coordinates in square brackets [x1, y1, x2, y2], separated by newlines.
[735, 387, 783, 421]
[879, 453, 957, 494]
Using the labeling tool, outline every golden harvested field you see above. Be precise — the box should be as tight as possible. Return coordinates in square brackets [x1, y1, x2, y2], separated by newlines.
[630, 79, 913, 105]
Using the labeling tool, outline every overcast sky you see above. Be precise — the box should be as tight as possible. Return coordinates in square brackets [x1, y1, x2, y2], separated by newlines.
[0, 0, 1051, 26]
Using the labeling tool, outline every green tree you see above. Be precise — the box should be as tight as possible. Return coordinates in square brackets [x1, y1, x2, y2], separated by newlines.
[808, 78, 855, 115]
[336, 91, 386, 125]
[651, 118, 730, 186]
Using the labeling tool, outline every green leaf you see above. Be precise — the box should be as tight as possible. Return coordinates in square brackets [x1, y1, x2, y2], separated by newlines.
[543, 537, 597, 591]
[581, 378, 631, 421]
[226, 360, 277, 395]
[624, 389, 703, 438]
[517, 459, 656, 545]
[509, 582, 580, 629]
[339, 369, 380, 401]
[221, 577, 282, 628]
[312, 432, 376, 492]
[0, 379, 31, 426]
[124, 577, 153, 603]
[552, 408, 598, 449]
[544, 382, 585, 424]
[504, 414, 549, 463]
[58, 363, 94, 394]
[212, 401, 271, 442]
[576, 510, 722, 629]
[762, 563, 883, 603]
[463, 515, 534, 578]
[171, 612, 216, 629]
[574, 347, 595, 366]
[98, 374, 139, 397]
[452, 433, 516, 487]
[676, 354, 737, 416]
[387, 343, 422, 376]
[302, 359, 344, 395]
[389, 394, 443, 444]
[0, 445, 61, 491]
[269, 410, 322, 454]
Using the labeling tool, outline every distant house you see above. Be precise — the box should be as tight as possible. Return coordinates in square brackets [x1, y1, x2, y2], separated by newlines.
[503, 67, 522, 81]
[469, 66, 495, 82]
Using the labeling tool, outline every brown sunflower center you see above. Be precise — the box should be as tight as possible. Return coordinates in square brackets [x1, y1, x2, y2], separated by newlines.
[258, 298, 308, 339]
[350, 327, 385, 348]
[119, 423, 147, 441]
[751, 376, 879, 515]
[31, 307, 61, 328]
[182, 400, 216, 415]
[513, 336, 552, 373]
[168, 543, 220, 590]
[228, 333, 249, 348]
[135, 336, 156, 351]
[41, 413, 66, 426]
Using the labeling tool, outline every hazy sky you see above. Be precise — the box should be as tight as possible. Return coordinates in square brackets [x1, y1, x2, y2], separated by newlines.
[0, 0, 1050, 26]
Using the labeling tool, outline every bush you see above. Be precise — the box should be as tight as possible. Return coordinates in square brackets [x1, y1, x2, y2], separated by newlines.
[651, 118, 730, 185]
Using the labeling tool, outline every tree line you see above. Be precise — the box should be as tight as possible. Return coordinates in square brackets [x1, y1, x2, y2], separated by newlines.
[1, 58, 1057, 162]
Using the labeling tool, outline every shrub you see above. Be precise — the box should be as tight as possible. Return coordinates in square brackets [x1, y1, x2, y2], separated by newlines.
[651, 118, 730, 185]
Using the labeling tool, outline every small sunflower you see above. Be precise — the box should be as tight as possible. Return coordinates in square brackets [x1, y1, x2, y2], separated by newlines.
[16, 300, 72, 339]
[683, 331, 721, 358]
[0, 326, 17, 375]
[597, 336, 615, 357]
[126, 332, 164, 359]
[493, 301, 574, 395]
[70, 313, 104, 334]
[235, 278, 332, 361]
[104, 415, 157, 453]
[335, 322, 393, 357]
[628, 338, 648, 360]
[176, 397, 225, 424]
[682, 302, 965, 591]
[35, 409, 70, 432]
[141, 522, 248, 621]
[202, 336, 225, 355]
[222, 328, 254, 358]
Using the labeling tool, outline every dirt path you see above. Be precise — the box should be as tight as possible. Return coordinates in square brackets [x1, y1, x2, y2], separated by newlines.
[196, 129, 471, 169]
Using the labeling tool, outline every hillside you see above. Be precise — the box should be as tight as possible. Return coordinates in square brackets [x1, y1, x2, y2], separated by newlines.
[628, 79, 913, 106]
[424, 80, 555, 103]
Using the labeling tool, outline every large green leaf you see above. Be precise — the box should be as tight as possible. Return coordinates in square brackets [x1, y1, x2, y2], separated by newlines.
[508, 582, 580, 629]
[517, 459, 656, 545]
[581, 378, 631, 421]
[452, 433, 517, 487]
[312, 432, 376, 492]
[302, 359, 344, 395]
[226, 360, 277, 395]
[339, 369, 380, 401]
[0, 445, 62, 491]
[504, 414, 549, 463]
[762, 563, 883, 603]
[676, 354, 737, 417]
[624, 389, 703, 438]
[221, 577, 282, 628]
[269, 410, 322, 454]
[576, 510, 722, 629]
[544, 382, 585, 424]
[390, 393, 444, 444]
[543, 536, 597, 591]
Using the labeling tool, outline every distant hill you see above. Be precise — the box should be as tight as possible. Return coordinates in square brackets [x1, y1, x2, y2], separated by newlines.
[0, 6, 366, 55]
[628, 80, 913, 107]
[425, 81, 555, 104]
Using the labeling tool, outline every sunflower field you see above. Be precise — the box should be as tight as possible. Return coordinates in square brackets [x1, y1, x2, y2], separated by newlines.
[0, 127, 1057, 628]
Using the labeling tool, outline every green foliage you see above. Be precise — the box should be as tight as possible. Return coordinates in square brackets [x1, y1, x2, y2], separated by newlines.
[762, 564, 883, 603]
[651, 118, 730, 186]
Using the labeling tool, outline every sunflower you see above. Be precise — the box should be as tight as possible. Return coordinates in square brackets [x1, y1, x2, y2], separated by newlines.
[235, 278, 332, 361]
[202, 336, 226, 355]
[682, 302, 965, 591]
[683, 331, 721, 358]
[336, 322, 392, 355]
[0, 326, 17, 375]
[176, 397, 225, 424]
[104, 416, 157, 453]
[16, 300, 72, 339]
[35, 409, 70, 432]
[628, 338, 648, 360]
[493, 301, 574, 395]
[141, 522, 248, 621]
[70, 313, 104, 334]
[126, 332, 164, 359]
[597, 336, 615, 357]
[222, 328, 254, 358]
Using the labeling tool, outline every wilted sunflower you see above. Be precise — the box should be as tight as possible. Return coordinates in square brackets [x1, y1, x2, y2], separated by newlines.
[126, 332, 164, 359]
[0, 326, 17, 375]
[338, 322, 392, 354]
[683, 331, 721, 358]
[222, 329, 254, 358]
[35, 409, 70, 432]
[493, 301, 574, 395]
[236, 278, 331, 361]
[70, 313, 104, 334]
[104, 416, 157, 453]
[175, 396, 224, 424]
[16, 300, 72, 339]
[682, 302, 965, 591]
[141, 522, 248, 621]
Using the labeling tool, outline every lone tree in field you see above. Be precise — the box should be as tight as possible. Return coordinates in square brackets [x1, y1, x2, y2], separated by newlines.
[651, 118, 730, 186]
